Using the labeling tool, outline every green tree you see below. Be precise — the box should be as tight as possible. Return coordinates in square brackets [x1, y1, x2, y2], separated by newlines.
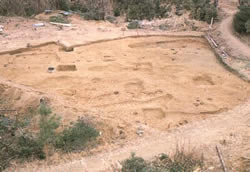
[233, 6, 250, 33]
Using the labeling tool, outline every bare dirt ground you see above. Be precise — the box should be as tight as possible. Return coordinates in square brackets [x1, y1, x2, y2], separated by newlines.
[1, 35, 249, 134]
[0, 1, 250, 171]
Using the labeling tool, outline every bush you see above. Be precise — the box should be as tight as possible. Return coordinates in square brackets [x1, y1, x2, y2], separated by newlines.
[113, 0, 169, 21]
[233, 6, 250, 34]
[122, 153, 148, 172]
[246, 20, 250, 33]
[81, 11, 105, 21]
[0, 115, 45, 172]
[57, 0, 70, 11]
[54, 119, 99, 152]
[49, 15, 70, 24]
[121, 149, 204, 172]
[113, 8, 121, 17]
[0, 0, 65, 16]
[0, 105, 99, 171]
[126, 0, 156, 21]
[190, 0, 217, 23]
[127, 20, 141, 29]
[17, 136, 46, 160]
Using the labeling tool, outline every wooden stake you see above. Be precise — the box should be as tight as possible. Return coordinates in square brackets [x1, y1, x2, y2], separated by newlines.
[210, 17, 214, 29]
[216, 145, 228, 172]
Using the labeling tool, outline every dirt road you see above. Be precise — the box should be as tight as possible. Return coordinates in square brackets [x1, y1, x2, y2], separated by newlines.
[218, 0, 250, 59]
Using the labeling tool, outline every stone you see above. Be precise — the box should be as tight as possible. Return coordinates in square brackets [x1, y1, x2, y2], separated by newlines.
[136, 126, 144, 137]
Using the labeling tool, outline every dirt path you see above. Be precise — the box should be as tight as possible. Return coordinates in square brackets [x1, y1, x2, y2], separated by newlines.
[218, 2, 250, 59]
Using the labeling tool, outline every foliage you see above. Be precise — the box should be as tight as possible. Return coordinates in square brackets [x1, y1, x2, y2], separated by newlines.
[54, 119, 99, 152]
[0, 0, 67, 16]
[80, 11, 105, 21]
[0, 115, 45, 172]
[233, 6, 250, 34]
[127, 20, 141, 29]
[57, 0, 70, 11]
[121, 149, 204, 172]
[246, 20, 250, 33]
[49, 15, 70, 24]
[16, 136, 46, 160]
[38, 113, 60, 145]
[73, 0, 106, 21]
[170, 0, 217, 23]
[239, 0, 250, 6]
[113, 0, 169, 21]
[189, 0, 217, 23]
[122, 153, 148, 172]
[0, 105, 98, 171]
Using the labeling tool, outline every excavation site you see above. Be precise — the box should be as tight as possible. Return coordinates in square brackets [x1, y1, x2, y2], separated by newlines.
[1, 36, 249, 133]
[1, 0, 250, 171]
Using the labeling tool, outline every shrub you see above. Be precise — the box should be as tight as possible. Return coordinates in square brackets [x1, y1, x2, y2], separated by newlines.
[38, 113, 60, 145]
[113, 0, 169, 21]
[49, 15, 70, 24]
[57, 0, 70, 11]
[70, 2, 88, 13]
[0, 0, 64, 16]
[245, 20, 250, 33]
[17, 136, 46, 160]
[190, 0, 217, 23]
[126, 0, 156, 21]
[81, 11, 105, 21]
[167, 148, 204, 171]
[0, 105, 99, 171]
[127, 20, 141, 29]
[121, 149, 204, 172]
[0, 115, 45, 172]
[122, 153, 148, 172]
[233, 6, 250, 33]
[113, 8, 121, 17]
[54, 119, 99, 152]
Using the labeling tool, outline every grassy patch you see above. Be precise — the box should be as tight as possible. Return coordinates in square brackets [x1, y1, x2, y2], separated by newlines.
[121, 149, 204, 172]
[49, 15, 70, 24]
[54, 119, 99, 152]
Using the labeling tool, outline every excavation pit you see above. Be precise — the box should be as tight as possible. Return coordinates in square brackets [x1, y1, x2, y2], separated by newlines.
[0, 36, 249, 132]
[56, 64, 77, 71]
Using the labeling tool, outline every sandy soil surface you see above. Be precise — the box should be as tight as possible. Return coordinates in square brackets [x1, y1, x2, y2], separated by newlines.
[0, 14, 203, 53]
[0, 36, 249, 132]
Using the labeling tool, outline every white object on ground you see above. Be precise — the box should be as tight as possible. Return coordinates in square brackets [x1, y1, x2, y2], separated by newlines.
[45, 10, 52, 14]
[50, 22, 72, 27]
[0, 25, 4, 33]
[33, 23, 45, 27]
[60, 11, 71, 16]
